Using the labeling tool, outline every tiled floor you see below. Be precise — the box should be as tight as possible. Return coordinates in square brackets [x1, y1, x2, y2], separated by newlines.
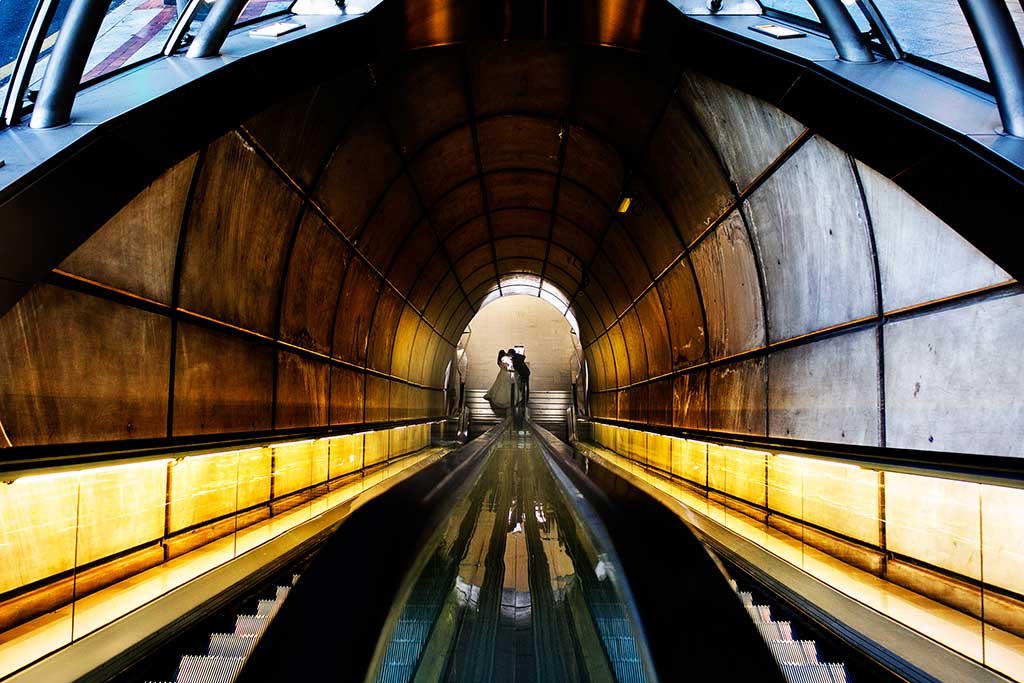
[583, 444, 1024, 682]
[0, 448, 446, 680]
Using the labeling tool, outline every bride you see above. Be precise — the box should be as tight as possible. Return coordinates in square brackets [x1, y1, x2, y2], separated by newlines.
[483, 349, 516, 409]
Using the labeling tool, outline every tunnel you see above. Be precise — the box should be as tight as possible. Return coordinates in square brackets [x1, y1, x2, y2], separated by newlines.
[1, 0, 1024, 680]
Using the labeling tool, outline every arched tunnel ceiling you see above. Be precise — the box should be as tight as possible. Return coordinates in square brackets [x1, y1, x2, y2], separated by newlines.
[0, 9, 1019, 457]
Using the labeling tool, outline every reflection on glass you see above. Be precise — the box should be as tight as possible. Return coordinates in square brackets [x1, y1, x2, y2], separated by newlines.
[234, 0, 292, 25]
[81, 0, 176, 84]
[759, 0, 820, 23]
[0, 0, 39, 111]
[872, 0, 1024, 81]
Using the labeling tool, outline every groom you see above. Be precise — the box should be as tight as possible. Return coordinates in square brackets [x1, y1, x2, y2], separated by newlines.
[509, 347, 530, 407]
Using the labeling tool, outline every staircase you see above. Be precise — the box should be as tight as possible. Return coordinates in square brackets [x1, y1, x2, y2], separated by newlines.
[465, 389, 573, 440]
[146, 576, 298, 683]
[735, 584, 849, 683]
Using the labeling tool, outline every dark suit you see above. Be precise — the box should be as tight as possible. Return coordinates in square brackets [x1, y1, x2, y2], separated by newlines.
[509, 352, 530, 405]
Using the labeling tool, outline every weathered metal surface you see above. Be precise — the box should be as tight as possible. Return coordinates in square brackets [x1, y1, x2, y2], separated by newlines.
[378, 50, 468, 155]
[550, 217, 598, 263]
[590, 252, 631, 318]
[555, 179, 612, 235]
[647, 377, 673, 426]
[430, 181, 486, 235]
[363, 375, 390, 423]
[642, 97, 733, 246]
[279, 211, 350, 354]
[0, 285, 170, 445]
[243, 68, 372, 190]
[495, 236, 546, 261]
[179, 132, 303, 336]
[767, 329, 880, 445]
[409, 252, 449, 309]
[617, 176, 683, 276]
[563, 125, 625, 207]
[315, 108, 402, 237]
[387, 220, 438, 297]
[709, 357, 765, 435]
[477, 115, 562, 172]
[367, 287, 405, 372]
[655, 257, 707, 369]
[744, 136, 875, 343]
[672, 369, 708, 429]
[635, 289, 672, 377]
[620, 309, 650, 382]
[275, 351, 329, 429]
[468, 41, 571, 117]
[601, 225, 651, 300]
[857, 160, 1011, 313]
[606, 323, 632, 385]
[689, 210, 764, 360]
[484, 170, 556, 211]
[359, 174, 421, 273]
[444, 216, 489, 259]
[390, 305, 422, 379]
[490, 208, 549, 239]
[332, 257, 380, 365]
[59, 154, 196, 305]
[408, 128, 477, 206]
[677, 69, 806, 193]
[329, 366, 364, 424]
[172, 323, 273, 435]
[884, 293, 1024, 457]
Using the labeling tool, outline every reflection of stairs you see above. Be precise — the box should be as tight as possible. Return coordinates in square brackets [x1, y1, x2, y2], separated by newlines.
[736, 586, 848, 683]
[465, 389, 572, 440]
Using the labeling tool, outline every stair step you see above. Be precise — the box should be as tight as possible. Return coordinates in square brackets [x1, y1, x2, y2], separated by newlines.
[175, 655, 244, 683]
[208, 634, 257, 658]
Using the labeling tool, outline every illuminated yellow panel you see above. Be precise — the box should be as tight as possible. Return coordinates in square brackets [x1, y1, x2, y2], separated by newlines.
[886, 472, 981, 580]
[981, 483, 1024, 595]
[76, 460, 167, 565]
[168, 448, 271, 533]
[328, 434, 364, 479]
[671, 438, 707, 486]
[0, 472, 80, 593]
[647, 433, 671, 472]
[708, 444, 767, 507]
[273, 440, 328, 499]
[390, 426, 412, 458]
[364, 430, 390, 467]
[620, 429, 647, 465]
[768, 454, 880, 546]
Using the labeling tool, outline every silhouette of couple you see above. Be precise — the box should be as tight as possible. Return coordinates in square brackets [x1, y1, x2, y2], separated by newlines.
[483, 347, 530, 410]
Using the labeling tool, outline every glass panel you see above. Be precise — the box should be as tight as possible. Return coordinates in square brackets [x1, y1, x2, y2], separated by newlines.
[872, 0, 1024, 82]
[22, 0, 72, 106]
[0, 0, 39, 108]
[81, 0, 178, 83]
[759, 0, 820, 23]
[0, 426, 439, 676]
[500, 283, 538, 297]
[234, 0, 292, 26]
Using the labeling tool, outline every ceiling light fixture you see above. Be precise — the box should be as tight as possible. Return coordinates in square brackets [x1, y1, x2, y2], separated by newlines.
[617, 196, 632, 213]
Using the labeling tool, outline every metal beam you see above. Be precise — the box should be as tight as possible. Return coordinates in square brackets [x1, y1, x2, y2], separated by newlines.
[806, 0, 876, 63]
[186, 0, 248, 58]
[958, 0, 1024, 137]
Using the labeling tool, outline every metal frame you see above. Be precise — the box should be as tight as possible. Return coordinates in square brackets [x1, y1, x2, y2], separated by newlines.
[2, 0, 60, 126]
[957, 0, 1024, 137]
[163, 0, 206, 56]
[804, 0, 876, 63]
[187, 0, 250, 58]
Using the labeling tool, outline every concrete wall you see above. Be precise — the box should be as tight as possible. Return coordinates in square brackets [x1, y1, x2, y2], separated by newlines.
[463, 295, 578, 393]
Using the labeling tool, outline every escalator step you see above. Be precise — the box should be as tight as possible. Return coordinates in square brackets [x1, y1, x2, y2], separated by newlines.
[779, 661, 848, 683]
[233, 614, 268, 636]
[208, 634, 257, 657]
[175, 655, 244, 683]
[768, 639, 819, 664]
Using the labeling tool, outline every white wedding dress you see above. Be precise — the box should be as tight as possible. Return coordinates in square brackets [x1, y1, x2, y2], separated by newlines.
[483, 357, 515, 409]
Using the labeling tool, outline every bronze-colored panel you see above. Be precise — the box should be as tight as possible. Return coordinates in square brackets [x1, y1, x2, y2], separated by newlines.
[332, 257, 381, 364]
[243, 68, 372, 190]
[469, 41, 571, 117]
[390, 382, 410, 420]
[590, 391, 614, 420]
[173, 323, 273, 435]
[329, 366, 364, 425]
[408, 127, 477, 206]
[391, 305, 421, 379]
[180, 132, 302, 336]
[617, 387, 632, 421]
[495, 257, 542, 276]
[429, 338, 453, 386]
[478, 116, 562, 173]
[444, 304, 474, 341]
[572, 294, 600, 341]
[545, 244, 583, 284]
[437, 290, 468, 336]
[315, 108, 402, 237]
[409, 251, 449, 310]
[445, 217, 489, 259]
[0, 285, 169, 446]
[495, 237, 546, 261]
[484, 171, 556, 211]
[620, 310, 649, 382]
[364, 375, 390, 423]
[275, 352, 329, 429]
[359, 175, 422, 273]
[607, 323, 631, 386]
[380, 51, 469, 155]
[583, 346, 601, 388]
[408, 321, 435, 384]
[709, 357, 765, 435]
[550, 217, 599, 261]
[590, 252, 631, 318]
[601, 224, 651, 300]
[635, 289, 671, 377]
[367, 288, 404, 373]
[541, 265, 579, 301]
[563, 126, 624, 207]
[454, 245, 494, 284]
[656, 258, 707, 370]
[556, 181, 612, 237]
[574, 48, 671, 159]
[387, 220, 439, 297]
[60, 154, 196, 305]
[622, 385, 649, 422]
[673, 369, 708, 430]
[643, 99, 732, 246]
[425, 274, 459, 323]
[580, 281, 616, 330]
[490, 208, 550, 240]
[280, 212, 350, 354]
[430, 182, 485, 236]
[618, 176, 683, 276]
[648, 377, 672, 426]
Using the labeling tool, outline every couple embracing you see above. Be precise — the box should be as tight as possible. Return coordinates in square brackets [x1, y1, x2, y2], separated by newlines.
[483, 348, 530, 410]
